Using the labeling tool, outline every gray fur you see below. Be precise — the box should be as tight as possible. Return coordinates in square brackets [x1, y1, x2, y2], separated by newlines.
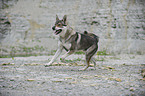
[45, 15, 99, 71]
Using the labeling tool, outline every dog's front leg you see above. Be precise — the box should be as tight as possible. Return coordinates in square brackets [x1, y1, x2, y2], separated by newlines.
[45, 45, 63, 67]
[60, 50, 74, 62]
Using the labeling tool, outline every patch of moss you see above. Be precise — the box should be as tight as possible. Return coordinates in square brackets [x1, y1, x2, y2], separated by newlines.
[97, 50, 109, 55]
[0, 54, 40, 58]
[96, 58, 105, 61]
[0, 45, 46, 58]
[0, 55, 10, 58]
[74, 58, 82, 62]
[74, 51, 85, 55]
[48, 50, 57, 56]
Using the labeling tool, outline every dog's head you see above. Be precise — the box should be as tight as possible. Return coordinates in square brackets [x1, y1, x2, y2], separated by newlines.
[52, 15, 67, 35]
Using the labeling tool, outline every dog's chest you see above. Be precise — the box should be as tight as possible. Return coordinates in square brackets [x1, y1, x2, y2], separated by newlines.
[62, 42, 71, 50]
[59, 36, 72, 50]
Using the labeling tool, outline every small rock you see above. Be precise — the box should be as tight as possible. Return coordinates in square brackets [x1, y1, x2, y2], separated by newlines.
[64, 87, 72, 90]
[102, 65, 115, 70]
[106, 66, 115, 69]
[10, 79, 15, 81]
[0, 80, 4, 82]
[94, 75, 100, 77]
[141, 69, 145, 78]
[1, 63, 15, 66]
[130, 87, 135, 91]
[69, 81, 77, 84]
[140, 78, 145, 81]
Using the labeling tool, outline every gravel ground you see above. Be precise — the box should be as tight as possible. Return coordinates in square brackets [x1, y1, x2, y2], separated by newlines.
[0, 54, 145, 96]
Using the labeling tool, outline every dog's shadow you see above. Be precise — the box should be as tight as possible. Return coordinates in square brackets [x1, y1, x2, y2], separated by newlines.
[44, 65, 97, 72]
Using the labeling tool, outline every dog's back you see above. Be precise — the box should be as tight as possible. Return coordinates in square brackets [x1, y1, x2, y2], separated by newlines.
[83, 31, 99, 44]
[46, 15, 99, 70]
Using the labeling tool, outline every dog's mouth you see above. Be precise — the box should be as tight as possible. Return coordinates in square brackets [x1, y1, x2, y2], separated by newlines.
[55, 29, 62, 35]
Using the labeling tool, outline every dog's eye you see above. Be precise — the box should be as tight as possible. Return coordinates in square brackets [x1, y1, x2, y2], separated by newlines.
[58, 24, 61, 26]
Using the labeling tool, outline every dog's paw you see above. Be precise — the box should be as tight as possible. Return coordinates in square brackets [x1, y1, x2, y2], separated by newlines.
[44, 63, 52, 67]
[78, 68, 86, 71]
[78, 66, 89, 71]
[44, 64, 51, 67]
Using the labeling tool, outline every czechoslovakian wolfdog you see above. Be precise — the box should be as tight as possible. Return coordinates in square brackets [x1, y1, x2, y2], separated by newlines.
[45, 15, 99, 71]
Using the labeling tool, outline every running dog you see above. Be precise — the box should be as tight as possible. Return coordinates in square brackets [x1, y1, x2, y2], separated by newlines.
[45, 15, 99, 70]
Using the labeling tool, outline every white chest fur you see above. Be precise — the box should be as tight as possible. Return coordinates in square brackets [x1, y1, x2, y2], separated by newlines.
[62, 42, 71, 50]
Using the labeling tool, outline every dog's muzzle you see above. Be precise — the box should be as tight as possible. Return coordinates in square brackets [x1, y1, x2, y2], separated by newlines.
[55, 29, 62, 35]
[52, 26, 55, 30]
[52, 26, 63, 35]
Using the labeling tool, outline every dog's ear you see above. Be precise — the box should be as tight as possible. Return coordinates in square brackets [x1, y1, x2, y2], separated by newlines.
[63, 15, 67, 24]
[56, 15, 59, 21]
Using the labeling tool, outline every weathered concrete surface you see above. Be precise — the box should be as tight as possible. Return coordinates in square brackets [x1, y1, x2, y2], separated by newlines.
[0, 54, 145, 96]
[0, 0, 145, 56]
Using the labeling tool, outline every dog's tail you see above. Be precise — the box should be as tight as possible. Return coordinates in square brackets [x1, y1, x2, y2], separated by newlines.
[84, 31, 99, 43]
[84, 31, 88, 34]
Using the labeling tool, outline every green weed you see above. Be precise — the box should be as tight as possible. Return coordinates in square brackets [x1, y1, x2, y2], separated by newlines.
[74, 51, 85, 55]
[97, 50, 109, 55]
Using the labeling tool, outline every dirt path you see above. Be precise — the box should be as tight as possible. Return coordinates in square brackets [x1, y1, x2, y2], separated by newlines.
[0, 54, 145, 96]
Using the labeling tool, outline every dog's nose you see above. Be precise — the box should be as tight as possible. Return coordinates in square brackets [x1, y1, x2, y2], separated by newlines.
[52, 26, 55, 30]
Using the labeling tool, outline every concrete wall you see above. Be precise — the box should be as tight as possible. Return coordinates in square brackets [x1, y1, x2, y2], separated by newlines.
[0, 0, 145, 56]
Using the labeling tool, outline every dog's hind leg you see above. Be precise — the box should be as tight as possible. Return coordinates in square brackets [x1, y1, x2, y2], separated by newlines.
[79, 44, 97, 71]
[91, 57, 96, 70]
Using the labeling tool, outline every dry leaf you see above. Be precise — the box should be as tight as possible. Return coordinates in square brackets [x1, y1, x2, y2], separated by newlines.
[24, 63, 42, 66]
[108, 77, 121, 82]
[69, 81, 77, 84]
[65, 77, 73, 79]
[141, 69, 145, 78]
[27, 79, 35, 81]
[51, 78, 64, 82]
[94, 75, 101, 77]
[90, 84, 98, 86]
[81, 75, 94, 79]
[115, 78, 122, 82]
